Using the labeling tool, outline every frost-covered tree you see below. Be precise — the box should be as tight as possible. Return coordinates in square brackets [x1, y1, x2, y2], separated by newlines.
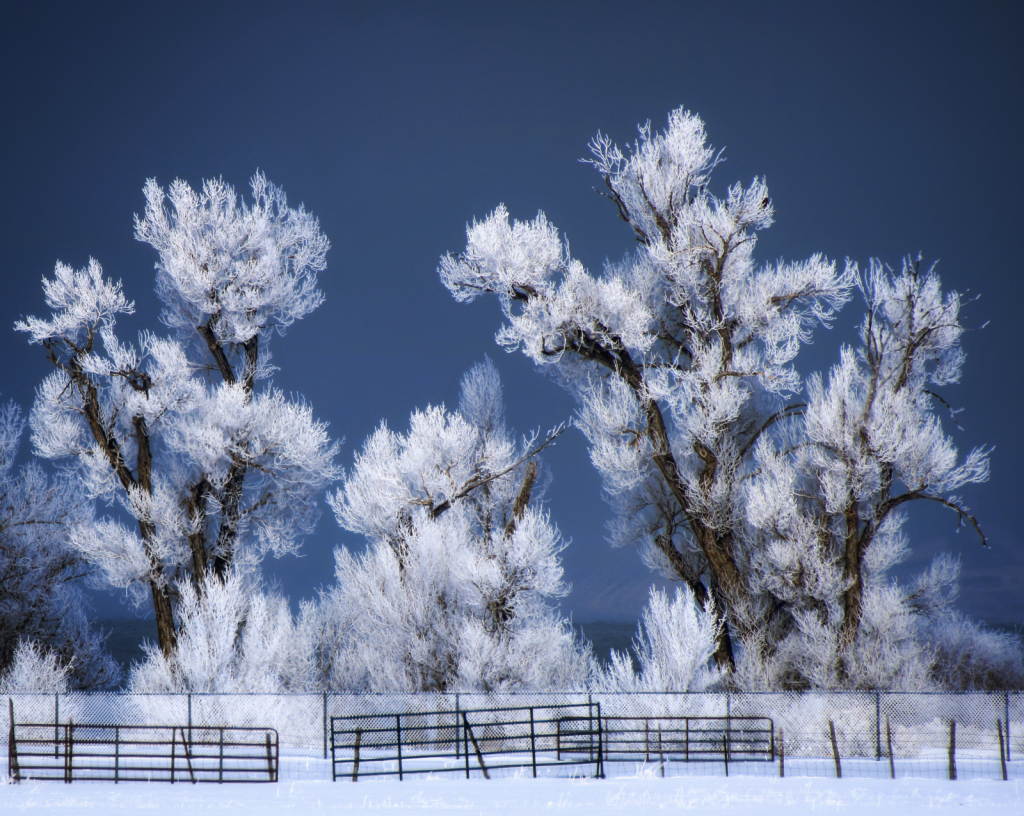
[597, 585, 723, 692]
[440, 107, 1009, 690]
[17, 174, 340, 658]
[307, 359, 590, 691]
[926, 614, 1024, 691]
[0, 640, 72, 694]
[440, 107, 855, 666]
[743, 258, 992, 689]
[128, 571, 306, 693]
[0, 400, 119, 690]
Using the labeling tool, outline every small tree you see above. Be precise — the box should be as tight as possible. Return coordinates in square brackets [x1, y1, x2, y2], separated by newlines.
[597, 585, 723, 692]
[128, 570, 306, 693]
[17, 174, 340, 657]
[308, 359, 589, 691]
[0, 400, 118, 689]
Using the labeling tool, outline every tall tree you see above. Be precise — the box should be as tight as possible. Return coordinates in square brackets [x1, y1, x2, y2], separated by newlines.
[439, 108, 854, 665]
[17, 174, 340, 657]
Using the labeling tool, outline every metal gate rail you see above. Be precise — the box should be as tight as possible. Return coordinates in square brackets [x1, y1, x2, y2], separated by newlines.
[596, 716, 774, 764]
[9, 718, 278, 783]
[330, 703, 603, 780]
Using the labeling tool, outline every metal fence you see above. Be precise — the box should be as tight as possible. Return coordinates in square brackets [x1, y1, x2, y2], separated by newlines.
[9, 719, 279, 784]
[330, 703, 604, 780]
[5, 691, 1023, 782]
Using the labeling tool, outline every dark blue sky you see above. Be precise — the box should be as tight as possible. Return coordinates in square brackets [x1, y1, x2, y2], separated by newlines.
[2, 1, 1021, 627]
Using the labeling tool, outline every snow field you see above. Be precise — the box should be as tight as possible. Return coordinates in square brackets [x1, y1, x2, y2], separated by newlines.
[2, 771, 1022, 814]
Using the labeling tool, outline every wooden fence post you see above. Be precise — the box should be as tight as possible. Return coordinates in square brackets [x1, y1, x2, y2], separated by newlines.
[886, 715, 895, 779]
[352, 728, 361, 782]
[829, 719, 841, 779]
[947, 720, 957, 781]
[875, 691, 882, 761]
[997, 720, 1007, 782]
[658, 726, 664, 778]
[779, 727, 784, 778]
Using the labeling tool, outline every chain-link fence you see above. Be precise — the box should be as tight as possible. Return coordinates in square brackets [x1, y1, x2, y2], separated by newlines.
[5, 691, 1022, 782]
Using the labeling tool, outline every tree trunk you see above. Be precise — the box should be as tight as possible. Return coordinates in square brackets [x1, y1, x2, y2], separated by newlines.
[838, 502, 863, 681]
[149, 578, 177, 658]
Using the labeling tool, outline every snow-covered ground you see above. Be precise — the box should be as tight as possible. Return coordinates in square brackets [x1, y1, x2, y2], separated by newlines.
[2, 774, 1022, 814]
[4, 753, 1023, 815]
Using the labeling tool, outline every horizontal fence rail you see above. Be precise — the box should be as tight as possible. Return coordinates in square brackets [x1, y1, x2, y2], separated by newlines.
[9, 712, 278, 784]
[330, 703, 603, 780]
[597, 716, 774, 767]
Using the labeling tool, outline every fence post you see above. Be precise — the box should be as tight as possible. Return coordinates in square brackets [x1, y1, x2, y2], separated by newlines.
[54, 693, 59, 759]
[779, 727, 784, 778]
[722, 734, 729, 777]
[352, 728, 361, 782]
[170, 726, 175, 784]
[8, 697, 20, 783]
[528, 708, 536, 778]
[589, 692, 598, 765]
[323, 692, 328, 760]
[596, 706, 604, 779]
[464, 711, 470, 779]
[219, 727, 224, 784]
[396, 715, 403, 782]
[886, 715, 895, 779]
[875, 691, 881, 761]
[829, 719, 841, 779]
[997, 720, 1007, 782]
[65, 718, 73, 784]
[947, 720, 956, 781]
[658, 726, 664, 778]
[188, 693, 193, 744]
[455, 694, 460, 759]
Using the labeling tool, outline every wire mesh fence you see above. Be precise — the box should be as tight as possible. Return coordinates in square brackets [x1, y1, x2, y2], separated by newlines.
[5, 691, 1022, 782]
